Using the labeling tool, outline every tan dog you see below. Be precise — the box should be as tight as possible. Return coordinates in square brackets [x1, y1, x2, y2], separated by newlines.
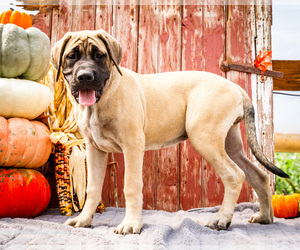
[51, 29, 288, 235]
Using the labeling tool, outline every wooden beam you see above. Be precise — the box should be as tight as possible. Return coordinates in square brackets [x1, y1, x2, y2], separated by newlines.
[274, 133, 300, 153]
[16, 0, 59, 4]
[221, 61, 283, 78]
[273, 60, 300, 91]
[15, 0, 60, 11]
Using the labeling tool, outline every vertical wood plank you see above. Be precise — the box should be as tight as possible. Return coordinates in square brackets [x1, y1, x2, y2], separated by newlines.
[50, 0, 73, 47]
[158, 1, 182, 73]
[138, 1, 160, 210]
[254, 1, 275, 193]
[225, 2, 252, 203]
[155, 0, 182, 212]
[180, 2, 204, 210]
[94, 0, 114, 208]
[32, 6, 52, 38]
[111, 0, 139, 208]
[138, 1, 160, 74]
[201, 1, 226, 207]
[202, 2, 225, 76]
[71, 0, 96, 31]
[95, 0, 113, 33]
[113, 0, 139, 71]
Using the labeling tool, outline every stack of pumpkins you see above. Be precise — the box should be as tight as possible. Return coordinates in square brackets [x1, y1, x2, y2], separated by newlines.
[0, 9, 52, 218]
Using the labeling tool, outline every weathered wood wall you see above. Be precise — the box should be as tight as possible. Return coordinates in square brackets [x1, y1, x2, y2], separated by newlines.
[31, 0, 274, 211]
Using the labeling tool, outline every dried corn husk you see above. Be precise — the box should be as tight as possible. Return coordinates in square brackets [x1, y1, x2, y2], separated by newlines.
[69, 145, 86, 211]
[40, 65, 99, 215]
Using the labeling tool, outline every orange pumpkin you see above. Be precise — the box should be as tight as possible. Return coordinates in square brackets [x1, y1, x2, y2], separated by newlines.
[0, 9, 32, 29]
[0, 116, 52, 168]
[272, 193, 300, 218]
[0, 168, 51, 218]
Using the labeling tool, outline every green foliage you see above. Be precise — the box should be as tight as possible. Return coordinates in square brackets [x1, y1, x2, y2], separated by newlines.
[275, 153, 300, 194]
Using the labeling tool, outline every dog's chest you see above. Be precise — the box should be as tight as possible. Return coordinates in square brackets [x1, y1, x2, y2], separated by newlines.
[75, 107, 121, 152]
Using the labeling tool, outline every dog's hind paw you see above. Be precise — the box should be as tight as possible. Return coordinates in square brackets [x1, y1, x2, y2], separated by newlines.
[249, 213, 273, 224]
[114, 218, 143, 235]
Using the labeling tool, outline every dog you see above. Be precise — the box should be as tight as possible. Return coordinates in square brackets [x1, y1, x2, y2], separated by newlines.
[51, 29, 288, 235]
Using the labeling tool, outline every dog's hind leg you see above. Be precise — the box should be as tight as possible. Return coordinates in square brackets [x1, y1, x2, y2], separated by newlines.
[225, 124, 273, 224]
[187, 125, 245, 230]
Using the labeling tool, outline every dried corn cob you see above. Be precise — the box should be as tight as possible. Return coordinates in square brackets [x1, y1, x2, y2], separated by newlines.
[54, 142, 72, 216]
[96, 200, 105, 214]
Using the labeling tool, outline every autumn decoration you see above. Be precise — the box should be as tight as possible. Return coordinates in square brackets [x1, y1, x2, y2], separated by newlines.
[272, 191, 300, 218]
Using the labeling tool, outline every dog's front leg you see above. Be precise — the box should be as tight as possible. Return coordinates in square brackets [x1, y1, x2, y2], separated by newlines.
[114, 147, 144, 235]
[65, 143, 108, 228]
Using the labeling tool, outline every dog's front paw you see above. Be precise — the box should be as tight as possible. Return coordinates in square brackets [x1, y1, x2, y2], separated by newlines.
[249, 212, 273, 224]
[114, 218, 143, 235]
[64, 215, 93, 228]
[206, 212, 232, 231]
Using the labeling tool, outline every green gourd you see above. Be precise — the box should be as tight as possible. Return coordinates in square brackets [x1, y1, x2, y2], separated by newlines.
[0, 23, 50, 81]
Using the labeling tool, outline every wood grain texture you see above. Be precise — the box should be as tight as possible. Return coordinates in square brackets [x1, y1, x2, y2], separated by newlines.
[138, 1, 160, 210]
[71, 0, 96, 31]
[180, 2, 204, 210]
[155, 0, 181, 212]
[225, 3, 252, 203]
[93, 0, 113, 208]
[201, 2, 226, 207]
[50, 0, 72, 46]
[254, 1, 275, 193]
[32, 6, 52, 38]
[95, 0, 113, 33]
[273, 60, 300, 91]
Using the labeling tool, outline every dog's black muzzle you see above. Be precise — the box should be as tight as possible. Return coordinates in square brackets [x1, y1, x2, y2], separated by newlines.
[71, 66, 110, 105]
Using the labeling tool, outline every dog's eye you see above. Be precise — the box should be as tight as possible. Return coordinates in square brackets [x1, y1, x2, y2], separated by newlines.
[95, 53, 106, 59]
[66, 53, 77, 60]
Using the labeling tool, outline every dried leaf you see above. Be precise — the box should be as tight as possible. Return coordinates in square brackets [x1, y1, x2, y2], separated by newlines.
[254, 50, 272, 72]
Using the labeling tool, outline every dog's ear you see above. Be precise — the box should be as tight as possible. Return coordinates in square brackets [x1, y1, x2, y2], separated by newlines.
[97, 29, 123, 76]
[51, 33, 72, 82]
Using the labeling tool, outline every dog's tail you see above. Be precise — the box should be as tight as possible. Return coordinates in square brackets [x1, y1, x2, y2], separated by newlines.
[242, 94, 289, 178]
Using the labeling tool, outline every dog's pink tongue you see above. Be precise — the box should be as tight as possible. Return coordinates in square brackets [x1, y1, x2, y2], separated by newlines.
[79, 89, 96, 106]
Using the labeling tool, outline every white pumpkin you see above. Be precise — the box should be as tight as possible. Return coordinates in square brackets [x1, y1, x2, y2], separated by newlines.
[0, 78, 52, 120]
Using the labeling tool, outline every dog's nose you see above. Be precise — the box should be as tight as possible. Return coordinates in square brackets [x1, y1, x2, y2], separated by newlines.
[77, 70, 94, 83]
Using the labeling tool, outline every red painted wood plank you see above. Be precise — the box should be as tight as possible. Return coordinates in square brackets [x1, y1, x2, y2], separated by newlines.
[94, 1, 114, 208]
[138, 1, 160, 210]
[71, 0, 96, 31]
[109, 0, 139, 208]
[181, 3, 203, 71]
[158, 1, 181, 73]
[50, 0, 72, 46]
[155, 1, 182, 212]
[113, 0, 139, 71]
[95, 0, 113, 33]
[137, 1, 160, 74]
[201, 2, 225, 207]
[179, 140, 202, 210]
[225, 3, 251, 204]
[202, 3, 225, 76]
[180, 2, 204, 210]
[32, 7, 52, 38]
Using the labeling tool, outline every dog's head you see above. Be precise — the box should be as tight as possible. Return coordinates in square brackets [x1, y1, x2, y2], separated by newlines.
[51, 29, 122, 106]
